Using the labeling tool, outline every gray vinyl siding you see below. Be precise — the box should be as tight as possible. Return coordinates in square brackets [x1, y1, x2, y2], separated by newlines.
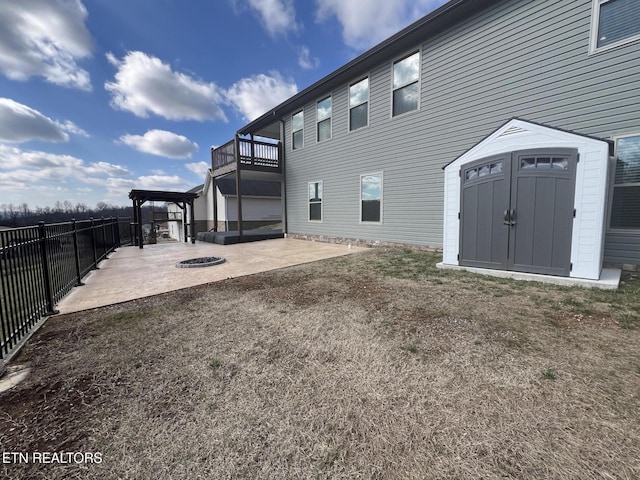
[283, 0, 640, 262]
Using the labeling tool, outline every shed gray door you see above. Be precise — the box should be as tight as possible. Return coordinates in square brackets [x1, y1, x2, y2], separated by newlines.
[460, 148, 577, 277]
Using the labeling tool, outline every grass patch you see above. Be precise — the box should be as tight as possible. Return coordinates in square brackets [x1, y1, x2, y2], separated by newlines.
[208, 357, 222, 372]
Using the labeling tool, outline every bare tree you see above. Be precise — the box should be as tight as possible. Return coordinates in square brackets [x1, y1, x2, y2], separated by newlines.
[19, 203, 30, 217]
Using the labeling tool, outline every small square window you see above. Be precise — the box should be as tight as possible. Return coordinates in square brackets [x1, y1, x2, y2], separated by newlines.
[591, 0, 640, 52]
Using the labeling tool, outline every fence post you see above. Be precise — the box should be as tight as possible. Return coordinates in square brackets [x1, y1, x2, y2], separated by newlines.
[101, 217, 107, 260]
[38, 222, 59, 316]
[71, 219, 84, 286]
[114, 217, 121, 248]
[90, 217, 98, 269]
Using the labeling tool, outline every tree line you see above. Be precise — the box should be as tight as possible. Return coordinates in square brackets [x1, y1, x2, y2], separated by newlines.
[0, 201, 167, 228]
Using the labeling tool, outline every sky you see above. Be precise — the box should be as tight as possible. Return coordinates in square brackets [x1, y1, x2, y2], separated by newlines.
[0, 0, 447, 210]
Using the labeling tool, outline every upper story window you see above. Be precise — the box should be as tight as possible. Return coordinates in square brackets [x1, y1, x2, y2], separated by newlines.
[317, 96, 332, 142]
[590, 0, 640, 53]
[292, 110, 304, 150]
[349, 77, 369, 131]
[392, 51, 420, 116]
[610, 134, 640, 230]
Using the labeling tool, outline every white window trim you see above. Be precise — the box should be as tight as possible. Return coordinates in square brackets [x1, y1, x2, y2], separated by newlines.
[348, 75, 370, 133]
[589, 0, 640, 54]
[308, 180, 323, 223]
[291, 110, 304, 150]
[390, 48, 422, 118]
[316, 95, 332, 143]
[607, 132, 640, 234]
[359, 171, 383, 224]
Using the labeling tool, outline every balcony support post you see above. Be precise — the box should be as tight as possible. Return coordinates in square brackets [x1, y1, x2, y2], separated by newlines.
[234, 134, 243, 239]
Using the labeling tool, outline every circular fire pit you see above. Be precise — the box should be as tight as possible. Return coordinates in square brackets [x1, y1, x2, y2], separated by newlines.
[176, 256, 226, 268]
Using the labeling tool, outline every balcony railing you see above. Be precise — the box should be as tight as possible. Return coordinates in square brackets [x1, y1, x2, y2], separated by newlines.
[212, 137, 281, 174]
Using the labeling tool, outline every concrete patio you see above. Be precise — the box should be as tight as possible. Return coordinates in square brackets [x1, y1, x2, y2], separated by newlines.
[56, 238, 367, 314]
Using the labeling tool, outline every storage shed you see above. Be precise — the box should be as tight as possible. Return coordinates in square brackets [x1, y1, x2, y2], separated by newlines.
[442, 119, 613, 281]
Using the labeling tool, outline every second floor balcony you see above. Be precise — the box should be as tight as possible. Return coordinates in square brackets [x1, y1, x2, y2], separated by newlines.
[211, 136, 282, 177]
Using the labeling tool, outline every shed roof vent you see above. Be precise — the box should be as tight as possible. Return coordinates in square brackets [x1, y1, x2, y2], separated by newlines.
[499, 125, 528, 137]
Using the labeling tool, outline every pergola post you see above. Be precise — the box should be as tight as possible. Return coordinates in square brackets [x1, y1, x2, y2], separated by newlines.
[132, 198, 138, 247]
[189, 199, 196, 244]
[137, 199, 144, 249]
[183, 202, 188, 243]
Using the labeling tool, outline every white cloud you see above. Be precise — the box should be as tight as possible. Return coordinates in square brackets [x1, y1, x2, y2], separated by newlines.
[105, 51, 226, 121]
[245, 0, 298, 37]
[316, 0, 446, 50]
[0, 98, 67, 143]
[59, 120, 90, 138]
[225, 71, 298, 121]
[297, 46, 320, 70]
[186, 161, 209, 179]
[85, 161, 131, 177]
[0, 0, 92, 90]
[137, 175, 191, 191]
[0, 98, 90, 143]
[0, 144, 130, 182]
[119, 129, 199, 159]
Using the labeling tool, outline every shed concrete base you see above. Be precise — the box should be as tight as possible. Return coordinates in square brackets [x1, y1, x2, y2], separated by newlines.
[436, 263, 621, 290]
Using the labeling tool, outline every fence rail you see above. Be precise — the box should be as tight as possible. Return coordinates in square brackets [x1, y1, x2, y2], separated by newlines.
[0, 217, 132, 359]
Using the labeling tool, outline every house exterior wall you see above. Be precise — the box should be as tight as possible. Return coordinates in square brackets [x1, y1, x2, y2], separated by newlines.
[282, 0, 640, 264]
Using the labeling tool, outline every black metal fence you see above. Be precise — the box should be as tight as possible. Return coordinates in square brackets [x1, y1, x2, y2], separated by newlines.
[0, 217, 133, 359]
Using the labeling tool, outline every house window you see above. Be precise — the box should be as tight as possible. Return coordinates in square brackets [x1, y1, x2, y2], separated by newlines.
[292, 110, 304, 150]
[349, 77, 369, 131]
[317, 96, 332, 142]
[591, 0, 640, 52]
[360, 172, 383, 223]
[610, 135, 640, 229]
[392, 51, 420, 116]
[309, 181, 323, 222]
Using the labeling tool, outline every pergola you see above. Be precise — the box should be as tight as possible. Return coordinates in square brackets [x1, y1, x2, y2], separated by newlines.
[128, 189, 199, 249]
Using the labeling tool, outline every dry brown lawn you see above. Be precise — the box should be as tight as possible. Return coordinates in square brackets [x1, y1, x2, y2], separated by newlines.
[1, 248, 639, 479]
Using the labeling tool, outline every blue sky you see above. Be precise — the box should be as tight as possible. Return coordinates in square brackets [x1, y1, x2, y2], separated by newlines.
[0, 0, 446, 209]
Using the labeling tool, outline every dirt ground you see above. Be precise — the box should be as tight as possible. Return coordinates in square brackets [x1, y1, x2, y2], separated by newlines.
[1, 249, 639, 479]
